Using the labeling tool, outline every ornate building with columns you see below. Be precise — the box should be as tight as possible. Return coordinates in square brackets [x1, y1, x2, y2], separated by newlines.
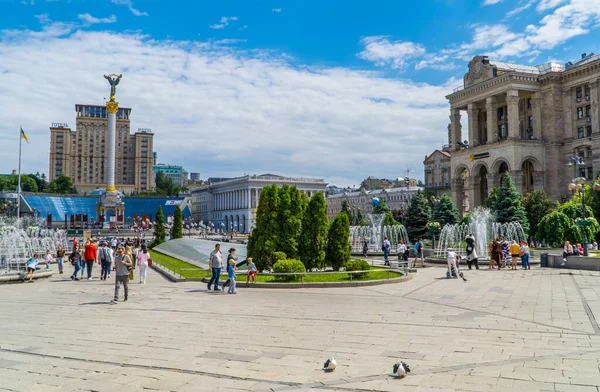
[446, 54, 600, 215]
[190, 174, 327, 233]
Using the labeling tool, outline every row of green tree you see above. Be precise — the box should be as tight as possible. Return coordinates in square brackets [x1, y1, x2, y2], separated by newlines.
[0, 171, 183, 197]
[478, 173, 600, 247]
[0, 174, 77, 194]
[150, 205, 184, 248]
[247, 185, 351, 271]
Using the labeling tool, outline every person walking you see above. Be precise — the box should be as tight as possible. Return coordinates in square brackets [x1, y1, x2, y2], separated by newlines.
[519, 241, 531, 270]
[98, 242, 112, 281]
[397, 240, 407, 267]
[83, 239, 97, 280]
[207, 243, 223, 291]
[111, 246, 132, 304]
[125, 245, 134, 281]
[44, 249, 54, 270]
[246, 257, 257, 283]
[413, 239, 424, 268]
[56, 245, 65, 274]
[137, 243, 151, 284]
[221, 248, 239, 291]
[69, 244, 82, 280]
[223, 255, 238, 294]
[509, 240, 520, 270]
[382, 237, 391, 266]
[362, 240, 369, 258]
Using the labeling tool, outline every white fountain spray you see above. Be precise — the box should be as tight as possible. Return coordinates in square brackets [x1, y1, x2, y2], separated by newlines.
[436, 207, 526, 259]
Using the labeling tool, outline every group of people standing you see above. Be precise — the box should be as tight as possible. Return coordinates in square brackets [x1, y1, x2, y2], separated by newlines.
[207, 243, 257, 294]
[378, 238, 424, 268]
[488, 237, 531, 270]
[62, 237, 151, 304]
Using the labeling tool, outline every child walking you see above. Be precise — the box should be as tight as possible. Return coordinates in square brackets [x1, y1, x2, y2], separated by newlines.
[221, 248, 238, 293]
[224, 256, 237, 294]
[44, 250, 54, 269]
[246, 257, 257, 283]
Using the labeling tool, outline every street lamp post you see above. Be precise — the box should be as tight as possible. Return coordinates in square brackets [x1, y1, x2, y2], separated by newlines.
[568, 176, 595, 257]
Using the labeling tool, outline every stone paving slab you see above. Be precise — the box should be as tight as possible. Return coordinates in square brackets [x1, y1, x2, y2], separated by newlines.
[1, 266, 600, 391]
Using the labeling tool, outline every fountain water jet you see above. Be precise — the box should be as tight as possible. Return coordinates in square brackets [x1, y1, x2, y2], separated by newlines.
[435, 207, 526, 259]
[0, 216, 69, 274]
[349, 213, 409, 254]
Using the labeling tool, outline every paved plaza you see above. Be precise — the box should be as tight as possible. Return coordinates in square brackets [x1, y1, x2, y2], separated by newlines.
[1, 267, 600, 392]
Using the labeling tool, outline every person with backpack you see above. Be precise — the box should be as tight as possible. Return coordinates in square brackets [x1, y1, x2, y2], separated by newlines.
[382, 237, 391, 266]
[413, 240, 424, 268]
[69, 243, 82, 281]
[98, 242, 112, 281]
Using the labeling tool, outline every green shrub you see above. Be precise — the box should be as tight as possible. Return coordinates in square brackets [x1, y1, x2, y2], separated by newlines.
[345, 259, 370, 279]
[273, 259, 306, 282]
[273, 251, 287, 263]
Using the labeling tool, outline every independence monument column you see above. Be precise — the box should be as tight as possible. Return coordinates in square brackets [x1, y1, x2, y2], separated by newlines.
[96, 74, 125, 228]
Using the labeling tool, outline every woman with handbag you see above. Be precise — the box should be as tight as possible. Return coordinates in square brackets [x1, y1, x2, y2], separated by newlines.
[136, 243, 151, 284]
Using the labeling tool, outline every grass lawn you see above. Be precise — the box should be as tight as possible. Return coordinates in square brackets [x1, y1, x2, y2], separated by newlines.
[149, 250, 403, 282]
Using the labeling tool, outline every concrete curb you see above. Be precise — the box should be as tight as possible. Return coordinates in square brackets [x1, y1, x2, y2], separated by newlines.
[150, 259, 413, 287]
[0, 269, 55, 284]
[150, 264, 186, 282]
[198, 274, 412, 288]
[425, 257, 541, 266]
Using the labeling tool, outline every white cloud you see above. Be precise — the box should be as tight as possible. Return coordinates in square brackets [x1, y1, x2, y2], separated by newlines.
[358, 36, 426, 70]
[110, 0, 148, 17]
[482, 0, 502, 4]
[505, 0, 534, 18]
[34, 14, 51, 24]
[537, 0, 568, 11]
[526, 0, 597, 49]
[0, 25, 454, 186]
[416, 0, 600, 68]
[209, 16, 239, 30]
[78, 13, 117, 25]
[239, 25, 248, 31]
[272, 8, 282, 12]
[415, 55, 456, 70]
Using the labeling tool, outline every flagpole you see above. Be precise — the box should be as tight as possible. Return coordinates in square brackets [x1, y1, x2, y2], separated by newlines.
[16, 127, 22, 219]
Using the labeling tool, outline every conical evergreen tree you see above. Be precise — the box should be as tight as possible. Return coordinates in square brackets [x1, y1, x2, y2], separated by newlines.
[432, 195, 459, 225]
[325, 212, 351, 270]
[299, 192, 329, 270]
[151, 206, 166, 248]
[247, 185, 280, 270]
[404, 191, 431, 241]
[276, 185, 306, 258]
[491, 173, 529, 235]
[172, 206, 183, 239]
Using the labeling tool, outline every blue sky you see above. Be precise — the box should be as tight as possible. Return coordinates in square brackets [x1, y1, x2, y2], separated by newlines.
[0, 0, 598, 186]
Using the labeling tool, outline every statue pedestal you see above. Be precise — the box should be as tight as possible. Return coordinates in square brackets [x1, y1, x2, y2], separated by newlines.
[96, 190, 125, 229]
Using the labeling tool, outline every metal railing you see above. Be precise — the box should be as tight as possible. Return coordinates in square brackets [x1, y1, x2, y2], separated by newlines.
[151, 258, 198, 279]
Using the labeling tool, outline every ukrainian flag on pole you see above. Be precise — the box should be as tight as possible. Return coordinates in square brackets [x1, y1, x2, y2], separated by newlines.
[20, 127, 29, 144]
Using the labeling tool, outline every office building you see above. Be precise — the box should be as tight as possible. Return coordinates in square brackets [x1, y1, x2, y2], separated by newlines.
[446, 53, 600, 214]
[48, 105, 154, 195]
